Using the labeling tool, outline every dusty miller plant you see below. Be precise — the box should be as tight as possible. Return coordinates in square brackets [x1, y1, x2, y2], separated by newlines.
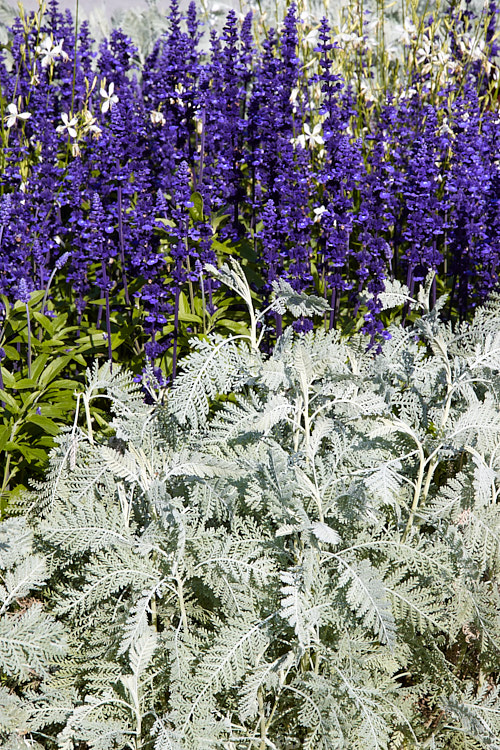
[1, 261, 500, 749]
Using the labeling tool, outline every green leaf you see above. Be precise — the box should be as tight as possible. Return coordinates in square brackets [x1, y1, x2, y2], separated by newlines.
[0, 294, 11, 317]
[25, 414, 60, 436]
[178, 291, 192, 317]
[189, 191, 204, 222]
[110, 331, 128, 349]
[211, 208, 230, 231]
[218, 319, 250, 335]
[33, 403, 72, 419]
[0, 391, 20, 413]
[10, 443, 47, 462]
[0, 424, 11, 452]
[235, 239, 258, 263]
[38, 355, 73, 387]
[10, 378, 38, 390]
[30, 354, 50, 381]
[178, 311, 202, 324]
[2, 345, 20, 361]
[44, 378, 79, 392]
[155, 217, 176, 229]
[32, 312, 55, 336]
[212, 239, 234, 257]
[0, 367, 16, 389]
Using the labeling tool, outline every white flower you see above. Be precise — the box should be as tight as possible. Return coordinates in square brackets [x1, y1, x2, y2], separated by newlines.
[401, 19, 417, 46]
[335, 30, 364, 47]
[4, 102, 31, 129]
[36, 36, 69, 68]
[100, 81, 118, 113]
[81, 110, 102, 139]
[303, 28, 319, 47]
[56, 112, 78, 139]
[194, 115, 203, 135]
[313, 206, 327, 223]
[150, 110, 166, 126]
[292, 122, 324, 149]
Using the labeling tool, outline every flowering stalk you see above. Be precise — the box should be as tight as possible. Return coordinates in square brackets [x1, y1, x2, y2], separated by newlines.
[172, 268, 181, 382]
[102, 261, 113, 370]
[18, 279, 31, 378]
[41, 251, 70, 317]
[117, 185, 130, 306]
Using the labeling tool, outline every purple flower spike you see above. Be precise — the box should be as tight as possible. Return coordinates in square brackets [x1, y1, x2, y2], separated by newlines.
[55, 251, 71, 270]
[17, 278, 31, 304]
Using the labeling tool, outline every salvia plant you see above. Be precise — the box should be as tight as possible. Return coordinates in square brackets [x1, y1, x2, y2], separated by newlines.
[1, 262, 499, 749]
[0, 0, 498, 388]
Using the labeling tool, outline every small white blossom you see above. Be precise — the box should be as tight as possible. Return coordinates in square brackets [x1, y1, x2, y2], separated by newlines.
[81, 110, 102, 139]
[313, 206, 327, 223]
[56, 112, 78, 139]
[194, 116, 203, 135]
[36, 36, 69, 68]
[100, 81, 118, 113]
[335, 30, 364, 48]
[4, 102, 31, 129]
[150, 110, 166, 126]
[401, 19, 417, 46]
[303, 28, 319, 47]
[292, 122, 324, 149]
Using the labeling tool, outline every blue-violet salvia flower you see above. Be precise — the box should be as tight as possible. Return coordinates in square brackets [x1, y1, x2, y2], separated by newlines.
[17, 277, 31, 304]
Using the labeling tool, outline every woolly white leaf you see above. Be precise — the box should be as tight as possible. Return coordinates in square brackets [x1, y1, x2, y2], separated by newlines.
[0, 517, 33, 569]
[311, 522, 341, 546]
[2, 555, 47, 612]
[467, 331, 500, 371]
[270, 278, 330, 318]
[118, 589, 155, 656]
[129, 629, 158, 680]
[168, 333, 245, 430]
[0, 686, 29, 732]
[259, 358, 289, 390]
[100, 446, 140, 484]
[364, 278, 416, 311]
[247, 394, 292, 435]
[164, 451, 240, 479]
[0, 603, 67, 679]
[364, 461, 404, 508]
[338, 559, 396, 649]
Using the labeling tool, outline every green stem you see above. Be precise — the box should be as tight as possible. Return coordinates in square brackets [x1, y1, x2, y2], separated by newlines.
[70, 0, 79, 117]
[0, 453, 12, 518]
[25, 302, 32, 378]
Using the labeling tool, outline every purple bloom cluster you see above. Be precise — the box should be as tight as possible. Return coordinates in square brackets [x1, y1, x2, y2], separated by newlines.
[0, 0, 499, 367]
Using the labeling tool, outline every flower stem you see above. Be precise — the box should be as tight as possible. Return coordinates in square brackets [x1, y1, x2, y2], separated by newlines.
[25, 301, 32, 378]
[117, 184, 130, 306]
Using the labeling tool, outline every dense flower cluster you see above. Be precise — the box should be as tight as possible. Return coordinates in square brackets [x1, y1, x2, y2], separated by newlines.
[0, 0, 499, 366]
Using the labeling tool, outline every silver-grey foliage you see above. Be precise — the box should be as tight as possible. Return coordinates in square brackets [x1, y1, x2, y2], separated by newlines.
[1, 265, 500, 749]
